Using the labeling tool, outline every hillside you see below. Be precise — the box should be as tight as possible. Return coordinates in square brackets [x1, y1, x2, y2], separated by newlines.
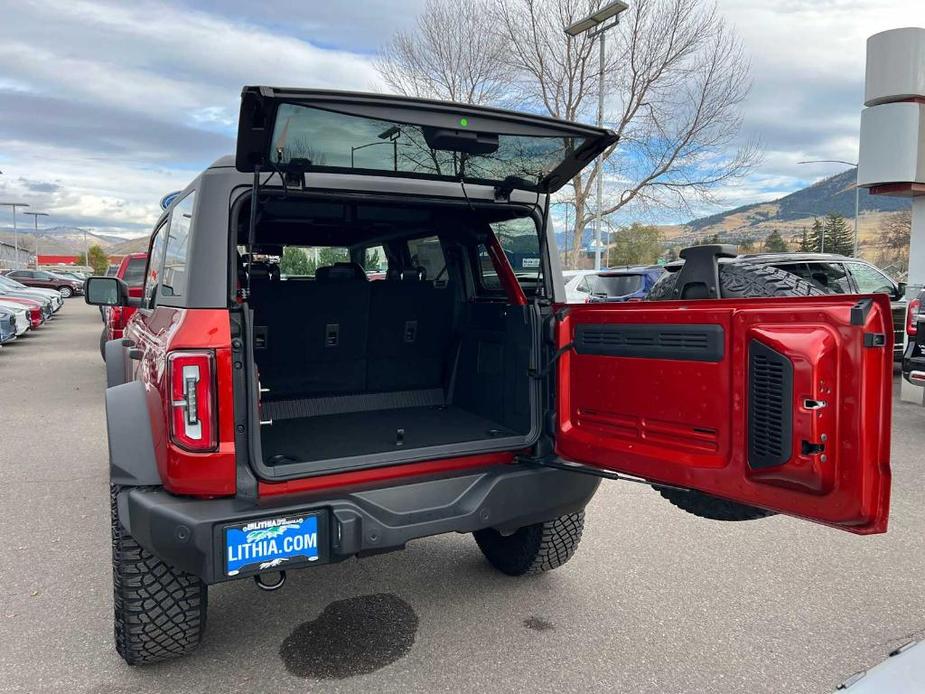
[0, 226, 140, 256]
[664, 168, 911, 251]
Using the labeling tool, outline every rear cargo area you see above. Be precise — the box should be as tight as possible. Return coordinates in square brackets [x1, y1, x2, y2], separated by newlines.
[241, 198, 541, 477]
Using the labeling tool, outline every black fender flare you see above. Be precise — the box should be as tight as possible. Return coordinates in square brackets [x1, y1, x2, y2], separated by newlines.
[104, 338, 132, 389]
[106, 380, 161, 486]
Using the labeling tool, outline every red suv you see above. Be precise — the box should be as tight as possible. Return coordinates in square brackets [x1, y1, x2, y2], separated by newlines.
[85, 88, 894, 665]
[99, 252, 147, 358]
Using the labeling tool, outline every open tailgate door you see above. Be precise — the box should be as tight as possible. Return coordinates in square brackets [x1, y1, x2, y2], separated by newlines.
[555, 295, 892, 534]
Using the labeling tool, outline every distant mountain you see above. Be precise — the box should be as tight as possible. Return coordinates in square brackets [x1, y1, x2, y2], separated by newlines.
[665, 168, 910, 248]
[0, 225, 143, 256]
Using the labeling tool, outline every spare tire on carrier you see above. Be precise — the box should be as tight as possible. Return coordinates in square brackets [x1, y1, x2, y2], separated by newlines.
[645, 253, 824, 522]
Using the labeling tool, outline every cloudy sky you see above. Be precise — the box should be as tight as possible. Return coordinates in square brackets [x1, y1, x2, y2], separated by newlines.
[0, 0, 918, 236]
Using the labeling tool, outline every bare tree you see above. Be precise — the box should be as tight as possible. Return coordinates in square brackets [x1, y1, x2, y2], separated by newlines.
[376, 0, 758, 267]
[374, 0, 512, 105]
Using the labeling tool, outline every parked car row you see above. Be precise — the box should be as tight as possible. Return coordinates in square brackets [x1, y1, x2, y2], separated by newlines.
[563, 252, 907, 361]
[0, 273, 66, 347]
[2, 268, 85, 298]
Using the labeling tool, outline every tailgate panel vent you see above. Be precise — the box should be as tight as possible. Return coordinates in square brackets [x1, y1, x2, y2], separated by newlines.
[748, 340, 793, 469]
[574, 323, 724, 362]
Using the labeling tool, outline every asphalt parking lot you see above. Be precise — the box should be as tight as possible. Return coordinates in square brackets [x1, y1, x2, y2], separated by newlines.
[1, 301, 924, 694]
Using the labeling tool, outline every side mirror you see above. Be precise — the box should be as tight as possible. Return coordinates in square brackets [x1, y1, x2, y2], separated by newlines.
[84, 276, 129, 307]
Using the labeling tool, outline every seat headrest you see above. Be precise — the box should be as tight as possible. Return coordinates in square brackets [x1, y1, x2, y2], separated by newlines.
[401, 267, 426, 281]
[248, 262, 280, 281]
[315, 262, 367, 282]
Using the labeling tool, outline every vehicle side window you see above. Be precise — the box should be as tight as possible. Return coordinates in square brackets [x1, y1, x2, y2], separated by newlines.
[122, 258, 147, 287]
[406, 236, 445, 280]
[144, 222, 168, 306]
[847, 262, 895, 295]
[10, 270, 30, 278]
[34, 271, 52, 279]
[161, 193, 195, 298]
[802, 262, 851, 294]
[576, 277, 589, 293]
[489, 217, 542, 288]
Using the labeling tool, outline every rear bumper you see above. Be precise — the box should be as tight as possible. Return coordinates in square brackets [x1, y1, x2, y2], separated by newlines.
[117, 465, 600, 584]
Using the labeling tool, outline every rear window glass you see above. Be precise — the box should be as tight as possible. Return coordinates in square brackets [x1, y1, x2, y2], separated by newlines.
[589, 274, 643, 297]
[270, 103, 588, 188]
[122, 258, 147, 287]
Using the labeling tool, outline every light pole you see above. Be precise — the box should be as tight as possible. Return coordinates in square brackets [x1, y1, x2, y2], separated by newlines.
[23, 212, 49, 268]
[0, 201, 30, 269]
[566, 1, 628, 271]
[797, 159, 860, 256]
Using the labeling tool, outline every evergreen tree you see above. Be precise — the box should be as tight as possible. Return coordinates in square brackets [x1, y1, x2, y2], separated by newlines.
[809, 218, 825, 252]
[280, 247, 313, 276]
[739, 237, 755, 253]
[797, 227, 814, 252]
[823, 213, 853, 256]
[763, 230, 788, 253]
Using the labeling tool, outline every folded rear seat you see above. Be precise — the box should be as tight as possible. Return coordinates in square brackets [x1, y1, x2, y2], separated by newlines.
[367, 268, 454, 392]
[252, 262, 370, 399]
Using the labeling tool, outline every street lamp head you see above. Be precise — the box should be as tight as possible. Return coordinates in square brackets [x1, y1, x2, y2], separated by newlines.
[565, 1, 629, 36]
[23, 211, 49, 217]
[0, 201, 30, 208]
[378, 125, 401, 140]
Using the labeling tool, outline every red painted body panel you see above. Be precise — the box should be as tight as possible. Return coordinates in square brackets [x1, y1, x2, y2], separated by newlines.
[106, 253, 146, 341]
[125, 307, 237, 496]
[556, 295, 892, 534]
[259, 452, 515, 497]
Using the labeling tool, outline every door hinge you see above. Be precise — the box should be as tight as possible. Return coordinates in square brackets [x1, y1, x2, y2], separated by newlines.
[864, 332, 886, 348]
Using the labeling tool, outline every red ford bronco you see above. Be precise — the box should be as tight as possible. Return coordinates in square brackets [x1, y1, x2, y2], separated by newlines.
[85, 87, 893, 665]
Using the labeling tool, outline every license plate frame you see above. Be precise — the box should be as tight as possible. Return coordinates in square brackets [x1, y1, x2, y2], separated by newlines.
[222, 511, 328, 578]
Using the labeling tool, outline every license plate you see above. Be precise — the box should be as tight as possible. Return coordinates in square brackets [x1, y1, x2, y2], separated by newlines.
[223, 513, 323, 577]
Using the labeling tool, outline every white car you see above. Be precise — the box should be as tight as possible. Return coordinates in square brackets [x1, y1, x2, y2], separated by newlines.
[0, 301, 31, 335]
[562, 270, 600, 303]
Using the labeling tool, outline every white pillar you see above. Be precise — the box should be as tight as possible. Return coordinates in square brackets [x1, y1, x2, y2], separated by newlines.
[901, 195, 925, 404]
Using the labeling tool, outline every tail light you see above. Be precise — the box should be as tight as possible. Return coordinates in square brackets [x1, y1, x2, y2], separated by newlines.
[907, 298, 921, 338]
[29, 307, 41, 328]
[109, 305, 123, 328]
[168, 350, 217, 452]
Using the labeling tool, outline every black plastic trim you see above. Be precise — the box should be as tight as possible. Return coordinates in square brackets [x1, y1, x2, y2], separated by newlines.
[671, 244, 737, 299]
[117, 465, 600, 584]
[748, 340, 794, 470]
[851, 297, 874, 326]
[574, 323, 725, 362]
[106, 381, 162, 486]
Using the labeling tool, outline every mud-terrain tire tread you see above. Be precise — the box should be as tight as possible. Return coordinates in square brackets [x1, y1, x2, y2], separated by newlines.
[654, 487, 775, 521]
[111, 484, 207, 665]
[647, 262, 823, 301]
[474, 511, 585, 576]
[646, 261, 824, 522]
[100, 328, 107, 360]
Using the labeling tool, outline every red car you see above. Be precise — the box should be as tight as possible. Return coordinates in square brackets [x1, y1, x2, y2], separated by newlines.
[0, 294, 44, 329]
[99, 252, 147, 358]
[85, 88, 893, 666]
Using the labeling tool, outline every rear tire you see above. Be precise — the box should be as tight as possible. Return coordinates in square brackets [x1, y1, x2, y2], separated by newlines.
[646, 261, 824, 522]
[474, 511, 585, 576]
[111, 485, 207, 665]
[100, 328, 107, 361]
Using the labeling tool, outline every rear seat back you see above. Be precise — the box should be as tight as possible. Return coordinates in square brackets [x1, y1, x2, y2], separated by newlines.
[252, 263, 370, 398]
[251, 262, 455, 399]
[367, 274, 454, 392]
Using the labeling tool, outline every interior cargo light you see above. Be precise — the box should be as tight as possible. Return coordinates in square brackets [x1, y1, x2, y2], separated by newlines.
[168, 350, 217, 452]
